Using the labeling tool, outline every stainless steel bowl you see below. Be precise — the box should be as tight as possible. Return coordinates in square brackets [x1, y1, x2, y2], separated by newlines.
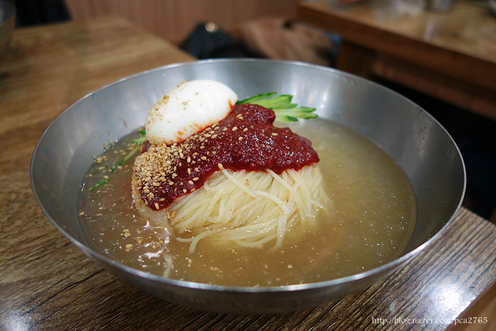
[0, 0, 15, 63]
[31, 59, 465, 314]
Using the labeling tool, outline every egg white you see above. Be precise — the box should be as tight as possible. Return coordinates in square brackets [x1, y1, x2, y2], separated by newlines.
[145, 80, 237, 145]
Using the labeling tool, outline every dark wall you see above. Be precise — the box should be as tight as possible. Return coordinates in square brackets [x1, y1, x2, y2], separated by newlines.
[10, 0, 70, 27]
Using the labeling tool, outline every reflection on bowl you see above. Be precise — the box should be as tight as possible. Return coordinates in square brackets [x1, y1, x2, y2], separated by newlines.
[31, 59, 465, 314]
[0, 0, 15, 63]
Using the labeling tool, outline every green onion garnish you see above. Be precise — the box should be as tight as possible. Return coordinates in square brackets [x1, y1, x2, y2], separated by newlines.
[90, 177, 112, 190]
[110, 147, 139, 172]
[132, 129, 147, 145]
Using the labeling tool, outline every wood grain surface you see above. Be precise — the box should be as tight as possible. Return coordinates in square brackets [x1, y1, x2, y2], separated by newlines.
[298, 0, 496, 121]
[1, 16, 496, 330]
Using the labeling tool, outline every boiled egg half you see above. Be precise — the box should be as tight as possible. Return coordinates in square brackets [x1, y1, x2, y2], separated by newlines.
[145, 80, 237, 145]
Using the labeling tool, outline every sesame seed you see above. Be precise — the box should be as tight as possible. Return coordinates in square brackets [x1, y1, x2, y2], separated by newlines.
[218, 163, 224, 170]
[155, 203, 159, 210]
[238, 137, 243, 141]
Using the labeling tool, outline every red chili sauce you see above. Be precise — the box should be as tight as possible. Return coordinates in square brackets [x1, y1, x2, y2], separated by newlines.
[135, 104, 319, 210]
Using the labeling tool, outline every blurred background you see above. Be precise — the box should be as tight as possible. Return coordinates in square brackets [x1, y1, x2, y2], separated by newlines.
[5, 0, 496, 221]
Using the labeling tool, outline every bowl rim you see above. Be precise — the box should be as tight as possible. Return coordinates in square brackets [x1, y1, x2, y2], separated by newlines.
[31, 58, 466, 294]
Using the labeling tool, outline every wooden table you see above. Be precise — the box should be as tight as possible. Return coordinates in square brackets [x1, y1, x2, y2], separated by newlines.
[1, 16, 496, 330]
[298, 0, 496, 121]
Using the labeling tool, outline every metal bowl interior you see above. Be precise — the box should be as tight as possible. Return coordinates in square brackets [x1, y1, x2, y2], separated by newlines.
[31, 59, 466, 314]
[0, 0, 15, 62]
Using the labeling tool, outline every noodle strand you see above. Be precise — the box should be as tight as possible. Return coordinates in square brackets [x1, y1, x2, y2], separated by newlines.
[166, 165, 330, 252]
